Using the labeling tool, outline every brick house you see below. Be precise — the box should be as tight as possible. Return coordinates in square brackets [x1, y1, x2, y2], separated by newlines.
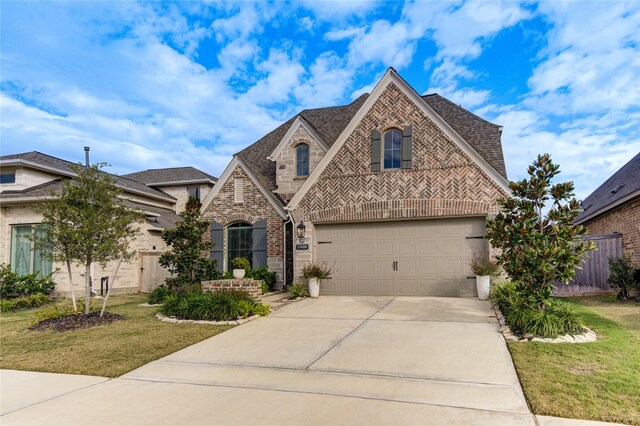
[0, 151, 217, 295]
[201, 68, 510, 296]
[575, 152, 640, 267]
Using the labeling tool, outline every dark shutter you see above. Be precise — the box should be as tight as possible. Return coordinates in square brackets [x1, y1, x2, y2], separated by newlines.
[252, 220, 267, 269]
[401, 125, 413, 169]
[210, 222, 224, 272]
[371, 129, 381, 172]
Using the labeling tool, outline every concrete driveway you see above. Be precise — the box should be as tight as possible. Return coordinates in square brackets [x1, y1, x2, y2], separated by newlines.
[2, 296, 534, 425]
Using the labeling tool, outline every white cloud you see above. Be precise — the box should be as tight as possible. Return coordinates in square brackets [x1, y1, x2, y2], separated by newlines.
[294, 52, 353, 109]
[298, 16, 314, 31]
[299, 0, 379, 21]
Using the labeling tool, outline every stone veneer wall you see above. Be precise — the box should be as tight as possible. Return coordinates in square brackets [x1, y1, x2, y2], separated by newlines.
[583, 197, 640, 267]
[202, 279, 262, 301]
[291, 82, 508, 279]
[202, 166, 285, 288]
[274, 125, 325, 202]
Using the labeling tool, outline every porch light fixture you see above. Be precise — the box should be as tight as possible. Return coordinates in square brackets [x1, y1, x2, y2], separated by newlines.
[296, 221, 306, 242]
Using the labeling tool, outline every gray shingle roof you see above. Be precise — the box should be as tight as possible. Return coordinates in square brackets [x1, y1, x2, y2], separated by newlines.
[422, 94, 507, 178]
[236, 94, 369, 192]
[122, 167, 217, 185]
[0, 151, 176, 201]
[121, 199, 181, 230]
[234, 90, 508, 199]
[576, 152, 640, 223]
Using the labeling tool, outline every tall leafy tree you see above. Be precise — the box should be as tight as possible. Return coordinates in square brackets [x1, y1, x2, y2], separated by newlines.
[38, 163, 143, 314]
[159, 197, 220, 287]
[487, 154, 596, 310]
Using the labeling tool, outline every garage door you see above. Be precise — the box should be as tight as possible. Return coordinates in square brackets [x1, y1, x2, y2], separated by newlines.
[316, 218, 487, 297]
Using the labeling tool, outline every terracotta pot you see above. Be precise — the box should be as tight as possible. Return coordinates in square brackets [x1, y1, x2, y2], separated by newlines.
[233, 269, 246, 279]
[476, 275, 490, 300]
[308, 277, 320, 298]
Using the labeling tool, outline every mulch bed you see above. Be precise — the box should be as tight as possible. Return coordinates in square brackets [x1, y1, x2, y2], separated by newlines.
[29, 312, 124, 332]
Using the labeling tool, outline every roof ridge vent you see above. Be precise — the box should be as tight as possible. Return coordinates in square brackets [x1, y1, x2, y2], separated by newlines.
[611, 184, 625, 194]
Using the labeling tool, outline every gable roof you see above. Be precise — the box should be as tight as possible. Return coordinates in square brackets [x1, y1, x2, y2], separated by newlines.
[575, 152, 640, 224]
[122, 167, 217, 186]
[0, 151, 176, 202]
[236, 94, 370, 193]
[422, 94, 507, 178]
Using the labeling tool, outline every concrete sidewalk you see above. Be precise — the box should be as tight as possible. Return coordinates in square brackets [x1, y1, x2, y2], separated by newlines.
[1, 296, 622, 425]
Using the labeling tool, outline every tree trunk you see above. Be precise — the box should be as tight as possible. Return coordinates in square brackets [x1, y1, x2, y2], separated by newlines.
[66, 260, 77, 312]
[84, 263, 91, 314]
[100, 244, 127, 317]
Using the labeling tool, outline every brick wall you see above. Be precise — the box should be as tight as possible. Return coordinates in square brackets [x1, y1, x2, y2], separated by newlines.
[292, 82, 507, 280]
[275, 125, 325, 201]
[201, 166, 285, 286]
[202, 278, 262, 301]
[583, 197, 640, 267]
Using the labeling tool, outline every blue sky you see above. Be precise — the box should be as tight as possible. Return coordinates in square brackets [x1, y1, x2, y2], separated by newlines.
[1, 1, 638, 200]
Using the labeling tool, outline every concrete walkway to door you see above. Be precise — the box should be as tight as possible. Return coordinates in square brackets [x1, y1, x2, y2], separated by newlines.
[2, 297, 535, 425]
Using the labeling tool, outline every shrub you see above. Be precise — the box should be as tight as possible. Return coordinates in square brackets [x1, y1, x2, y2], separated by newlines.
[492, 282, 583, 338]
[0, 293, 51, 312]
[148, 285, 176, 304]
[33, 305, 77, 324]
[231, 257, 251, 270]
[469, 255, 500, 276]
[248, 266, 277, 292]
[289, 283, 309, 298]
[0, 264, 56, 299]
[161, 290, 267, 321]
[253, 304, 270, 316]
[301, 262, 332, 280]
[607, 256, 638, 300]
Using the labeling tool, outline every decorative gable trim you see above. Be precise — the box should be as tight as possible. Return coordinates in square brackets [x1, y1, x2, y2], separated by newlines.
[287, 68, 511, 209]
[200, 156, 287, 219]
[268, 116, 328, 161]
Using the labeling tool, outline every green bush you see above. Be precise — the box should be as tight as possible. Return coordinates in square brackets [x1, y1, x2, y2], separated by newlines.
[253, 304, 270, 316]
[0, 293, 51, 312]
[33, 305, 77, 324]
[161, 290, 269, 321]
[607, 256, 639, 300]
[247, 266, 277, 292]
[289, 283, 309, 298]
[0, 264, 56, 299]
[492, 282, 583, 338]
[148, 285, 176, 304]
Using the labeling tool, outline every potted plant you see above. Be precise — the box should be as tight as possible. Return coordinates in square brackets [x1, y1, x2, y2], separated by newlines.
[469, 254, 500, 300]
[301, 262, 332, 298]
[231, 257, 250, 279]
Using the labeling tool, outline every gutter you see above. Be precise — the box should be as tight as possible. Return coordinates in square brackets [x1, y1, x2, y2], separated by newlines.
[575, 190, 640, 225]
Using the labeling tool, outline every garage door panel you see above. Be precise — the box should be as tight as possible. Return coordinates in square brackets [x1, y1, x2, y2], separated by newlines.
[316, 218, 486, 297]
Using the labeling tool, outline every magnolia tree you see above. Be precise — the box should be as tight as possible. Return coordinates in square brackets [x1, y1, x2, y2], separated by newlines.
[486, 154, 596, 310]
[38, 163, 143, 314]
[159, 197, 220, 288]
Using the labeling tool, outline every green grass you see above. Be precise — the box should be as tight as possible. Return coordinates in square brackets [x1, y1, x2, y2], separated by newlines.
[0, 294, 232, 378]
[508, 295, 640, 425]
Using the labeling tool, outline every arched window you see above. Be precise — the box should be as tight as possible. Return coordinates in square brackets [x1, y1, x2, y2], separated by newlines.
[383, 129, 402, 169]
[227, 222, 253, 269]
[296, 143, 309, 177]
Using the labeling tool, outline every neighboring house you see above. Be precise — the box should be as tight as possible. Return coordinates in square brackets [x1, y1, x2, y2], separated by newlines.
[122, 167, 217, 213]
[0, 151, 217, 295]
[575, 152, 640, 267]
[200, 68, 510, 296]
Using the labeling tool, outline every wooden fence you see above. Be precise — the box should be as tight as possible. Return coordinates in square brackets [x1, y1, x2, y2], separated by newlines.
[554, 233, 623, 296]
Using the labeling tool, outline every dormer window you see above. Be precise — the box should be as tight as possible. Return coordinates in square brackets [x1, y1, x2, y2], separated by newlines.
[296, 143, 309, 177]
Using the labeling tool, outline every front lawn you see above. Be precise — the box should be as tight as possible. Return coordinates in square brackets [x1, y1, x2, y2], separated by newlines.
[508, 295, 640, 425]
[0, 294, 232, 377]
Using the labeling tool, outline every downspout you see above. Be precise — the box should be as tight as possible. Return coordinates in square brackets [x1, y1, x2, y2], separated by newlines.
[283, 210, 293, 290]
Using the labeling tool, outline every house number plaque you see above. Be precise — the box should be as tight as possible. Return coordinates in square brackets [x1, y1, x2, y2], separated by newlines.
[296, 244, 309, 250]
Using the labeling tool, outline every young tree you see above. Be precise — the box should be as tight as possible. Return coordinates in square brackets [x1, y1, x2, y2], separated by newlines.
[159, 197, 220, 288]
[486, 154, 596, 310]
[38, 163, 143, 314]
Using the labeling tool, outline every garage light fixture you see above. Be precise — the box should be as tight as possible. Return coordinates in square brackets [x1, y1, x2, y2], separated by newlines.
[297, 221, 306, 242]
